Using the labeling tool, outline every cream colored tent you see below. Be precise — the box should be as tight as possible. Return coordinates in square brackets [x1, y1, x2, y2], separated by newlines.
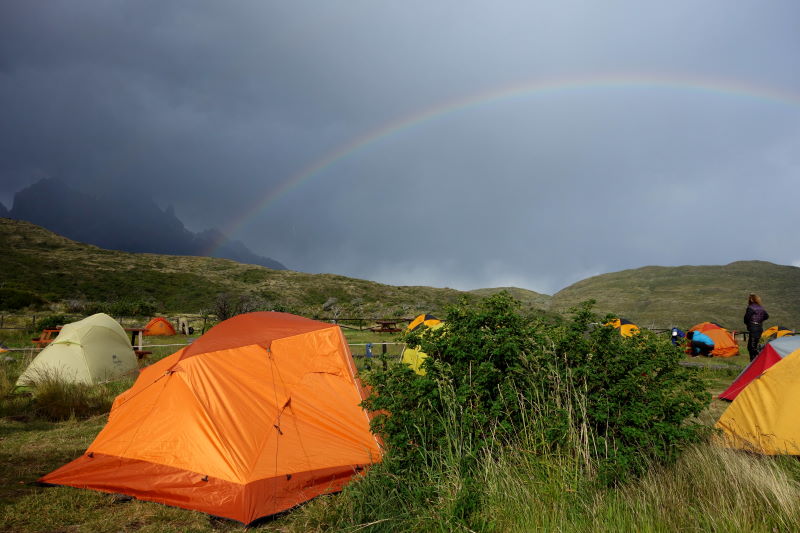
[17, 313, 137, 387]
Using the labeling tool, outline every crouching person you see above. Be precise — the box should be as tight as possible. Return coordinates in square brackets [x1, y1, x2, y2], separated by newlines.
[687, 330, 715, 357]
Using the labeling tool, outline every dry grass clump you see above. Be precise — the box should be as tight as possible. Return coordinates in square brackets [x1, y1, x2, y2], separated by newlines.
[22, 369, 117, 421]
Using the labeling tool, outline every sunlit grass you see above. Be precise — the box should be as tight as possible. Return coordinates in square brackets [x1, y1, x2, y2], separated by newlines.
[2, 324, 797, 532]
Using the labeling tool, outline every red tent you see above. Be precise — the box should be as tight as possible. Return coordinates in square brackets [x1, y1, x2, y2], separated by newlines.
[719, 335, 800, 400]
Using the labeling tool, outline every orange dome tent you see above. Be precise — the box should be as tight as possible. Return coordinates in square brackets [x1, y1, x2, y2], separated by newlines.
[687, 322, 739, 357]
[143, 317, 176, 336]
[40, 312, 382, 525]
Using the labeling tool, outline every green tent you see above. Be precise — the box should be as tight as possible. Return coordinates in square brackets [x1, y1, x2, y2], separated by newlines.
[17, 313, 138, 386]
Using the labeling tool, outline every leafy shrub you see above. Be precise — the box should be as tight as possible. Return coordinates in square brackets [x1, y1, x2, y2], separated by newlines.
[214, 292, 263, 321]
[551, 303, 711, 483]
[70, 299, 158, 317]
[35, 314, 71, 332]
[364, 293, 710, 488]
[0, 288, 45, 311]
[366, 293, 543, 475]
[106, 299, 158, 317]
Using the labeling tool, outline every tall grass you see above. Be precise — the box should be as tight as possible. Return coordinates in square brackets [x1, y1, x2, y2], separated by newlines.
[28, 370, 116, 421]
[2, 366, 124, 422]
[282, 369, 800, 533]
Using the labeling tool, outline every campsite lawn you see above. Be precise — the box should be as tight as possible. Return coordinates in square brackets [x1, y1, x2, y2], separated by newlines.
[0, 328, 403, 532]
[0, 416, 242, 532]
[4, 329, 799, 532]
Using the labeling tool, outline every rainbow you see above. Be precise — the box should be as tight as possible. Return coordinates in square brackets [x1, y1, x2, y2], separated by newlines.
[205, 73, 800, 255]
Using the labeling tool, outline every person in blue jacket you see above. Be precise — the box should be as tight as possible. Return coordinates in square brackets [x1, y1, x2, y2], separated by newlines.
[670, 327, 685, 346]
[687, 330, 715, 357]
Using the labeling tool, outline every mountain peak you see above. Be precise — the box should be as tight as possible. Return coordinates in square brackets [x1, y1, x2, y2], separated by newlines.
[8, 179, 286, 270]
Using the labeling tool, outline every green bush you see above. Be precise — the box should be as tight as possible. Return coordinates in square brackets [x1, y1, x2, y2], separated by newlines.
[364, 293, 710, 487]
[106, 299, 158, 317]
[35, 314, 71, 332]
[0, 288, 45, 311]
[551, 303, 711, 484]
[71, 299, 158, 317]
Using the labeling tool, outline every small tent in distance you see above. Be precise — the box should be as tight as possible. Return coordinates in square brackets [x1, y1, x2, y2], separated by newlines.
[143, 317, 176, 336]
[761, 325, 795, 342]
[16, 313, 137, 387]
[687, 322, 739, 357]
[718, 335, 800, 401]
[401, 313, 443, 375]
[605, 318, 640, 337]
[40, 311, 382, 525]
[715, 347, 800, 454]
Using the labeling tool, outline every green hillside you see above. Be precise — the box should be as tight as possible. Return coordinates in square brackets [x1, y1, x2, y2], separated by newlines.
[550, 262, 800, 330]
[4, 218, 796, 329]
[0, 218, 551, 318]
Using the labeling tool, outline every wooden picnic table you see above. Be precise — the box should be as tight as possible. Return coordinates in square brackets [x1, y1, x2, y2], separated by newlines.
[32, 327, 61, 348]
[31, 325, 152, 360]
[369, 320, 403, 333]
[125, 327, 151, 360]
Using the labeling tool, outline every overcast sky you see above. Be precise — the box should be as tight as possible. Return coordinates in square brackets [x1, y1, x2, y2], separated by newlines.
[2, 1, 799, 294]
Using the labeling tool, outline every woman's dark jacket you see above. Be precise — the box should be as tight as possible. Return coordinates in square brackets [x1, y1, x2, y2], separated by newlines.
[744, 304, 769, 327]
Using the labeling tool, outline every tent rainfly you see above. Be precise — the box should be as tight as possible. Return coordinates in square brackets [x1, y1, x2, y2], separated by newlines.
[715, 344, 800, 454]
[605, 318, 640, 337]
[143, 317, 176, 336]
[718, 335, 800, 401]
[687, 322, 739, 357]
[401, 313, 443, 375]
[16, 313, 137, 387]
[40, 311, 382, 525]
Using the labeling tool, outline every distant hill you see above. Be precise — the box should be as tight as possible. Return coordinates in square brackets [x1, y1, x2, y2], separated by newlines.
[8, 178, 285, 270]
[3, 218, 797, 329]
[550, 262, 800, 330]
[1, 218, 536, 317]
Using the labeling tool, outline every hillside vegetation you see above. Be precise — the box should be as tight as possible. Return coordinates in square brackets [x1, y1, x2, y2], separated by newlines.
[3, 218, 798, 329]
[0, 218, 548, 317]
[551, 262, 800, 330]
[468, 286, 552, 310]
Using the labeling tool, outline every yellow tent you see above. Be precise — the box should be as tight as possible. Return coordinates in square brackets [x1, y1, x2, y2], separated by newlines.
[16, 313, 138, 386]
[761, 325, 795, 342]
[605, 318, 640, 337]
[715, 346, 800, 454]
[401, 314, 443, 375]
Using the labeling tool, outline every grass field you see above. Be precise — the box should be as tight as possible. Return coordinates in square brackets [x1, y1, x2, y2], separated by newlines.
[2, 327, 798, 532]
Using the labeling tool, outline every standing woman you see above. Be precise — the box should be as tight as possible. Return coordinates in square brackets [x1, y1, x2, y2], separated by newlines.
[744, 293, 769, 361]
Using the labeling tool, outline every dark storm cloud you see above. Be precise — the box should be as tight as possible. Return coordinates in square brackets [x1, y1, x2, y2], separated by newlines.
[2, 1, 799, 293]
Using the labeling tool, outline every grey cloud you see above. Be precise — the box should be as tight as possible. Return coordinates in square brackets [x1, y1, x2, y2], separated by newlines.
[2, 0, 799, 294]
